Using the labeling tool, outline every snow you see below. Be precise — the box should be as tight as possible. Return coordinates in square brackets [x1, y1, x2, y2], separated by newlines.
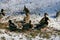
[0, 0, 60, 15]
[0, 29, 60, 40]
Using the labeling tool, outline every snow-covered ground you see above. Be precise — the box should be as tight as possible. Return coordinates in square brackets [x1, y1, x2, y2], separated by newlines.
[0, 27, 60, 40]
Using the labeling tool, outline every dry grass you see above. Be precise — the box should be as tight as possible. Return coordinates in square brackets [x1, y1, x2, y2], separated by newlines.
[0, 22, 8, 29]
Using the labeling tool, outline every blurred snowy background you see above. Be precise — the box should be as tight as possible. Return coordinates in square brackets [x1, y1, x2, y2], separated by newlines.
[0, 0, 60, 16]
